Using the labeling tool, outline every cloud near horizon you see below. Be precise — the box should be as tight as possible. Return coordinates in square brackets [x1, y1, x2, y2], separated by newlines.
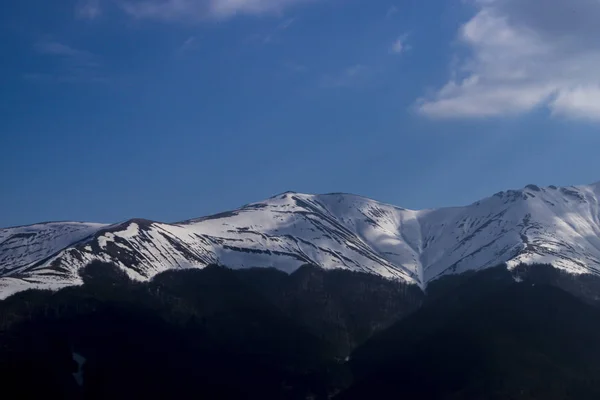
[417, 0, 600, 121]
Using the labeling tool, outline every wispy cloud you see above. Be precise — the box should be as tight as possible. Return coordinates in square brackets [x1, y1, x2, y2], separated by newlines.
[417, 0, 600, 121]
[35, 41, 98, 64]
[244, 17, 296, 45]
[389, 34, 409, 54]
[278, 17, 295, 30]
[386, 5, 398, 18]
[283, 61, 308, 74]
[29, 41, 105, 83]
[321, 65, 370, 88]
[178, 36, 198, 52]
[23, 72, 108, 84]
[76, 0, 102, 20]
[263, 17, 295, 43]
[117, 0, 316, 22]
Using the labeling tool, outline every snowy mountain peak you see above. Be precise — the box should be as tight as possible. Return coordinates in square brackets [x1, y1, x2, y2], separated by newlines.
[2, 181, 600, 299]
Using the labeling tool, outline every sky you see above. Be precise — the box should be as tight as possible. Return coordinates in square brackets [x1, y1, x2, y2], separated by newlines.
[2, 0, 600, 227]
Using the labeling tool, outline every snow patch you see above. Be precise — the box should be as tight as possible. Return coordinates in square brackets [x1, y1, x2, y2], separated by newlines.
[72, 352, 86, 387]
[98, 223, 140, 250]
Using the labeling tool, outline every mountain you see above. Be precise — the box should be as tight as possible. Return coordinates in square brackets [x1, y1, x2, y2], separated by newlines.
[2, 182, 600, 298]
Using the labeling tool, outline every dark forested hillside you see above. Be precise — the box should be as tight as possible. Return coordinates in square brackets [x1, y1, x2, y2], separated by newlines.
[236, 265, 423, 357]
[4, 261, 600, 400]
[341, 265, 600, 400]
[0, 262, 420, 400]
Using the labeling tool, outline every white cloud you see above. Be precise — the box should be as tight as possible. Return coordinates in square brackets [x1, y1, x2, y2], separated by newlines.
[76, 0, 102, 20]
[551, 86, 600, 121]
[417, 0, 600, 121]
[118, 0, 316, 21]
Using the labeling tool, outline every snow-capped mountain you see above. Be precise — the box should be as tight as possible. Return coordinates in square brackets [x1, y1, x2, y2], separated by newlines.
[2, 182, 600, 299]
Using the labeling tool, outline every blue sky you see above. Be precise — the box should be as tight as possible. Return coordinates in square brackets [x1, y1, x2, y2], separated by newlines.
[2, 0, 600, 227]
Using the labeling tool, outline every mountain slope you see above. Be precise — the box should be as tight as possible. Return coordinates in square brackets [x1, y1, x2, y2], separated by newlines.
[2, 182, 600, 298]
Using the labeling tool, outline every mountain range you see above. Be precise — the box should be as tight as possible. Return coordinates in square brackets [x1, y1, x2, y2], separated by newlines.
[2, 181, 600, 299]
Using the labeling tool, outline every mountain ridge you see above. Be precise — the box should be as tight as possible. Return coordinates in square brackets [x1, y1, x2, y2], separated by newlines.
[2, 181, 600, 299]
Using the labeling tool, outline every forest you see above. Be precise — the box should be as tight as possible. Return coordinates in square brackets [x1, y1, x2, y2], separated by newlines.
[2, 262, 600, 399]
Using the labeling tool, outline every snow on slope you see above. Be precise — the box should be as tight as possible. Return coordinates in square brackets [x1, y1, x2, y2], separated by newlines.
[0, 222, 108, 276]
[1, 182, 600, 298]
[0, 222, 109, 297]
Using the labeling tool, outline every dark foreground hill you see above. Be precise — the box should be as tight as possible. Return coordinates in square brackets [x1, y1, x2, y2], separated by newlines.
[4, 262, 600, 399]
[340, 265, 600, 400]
